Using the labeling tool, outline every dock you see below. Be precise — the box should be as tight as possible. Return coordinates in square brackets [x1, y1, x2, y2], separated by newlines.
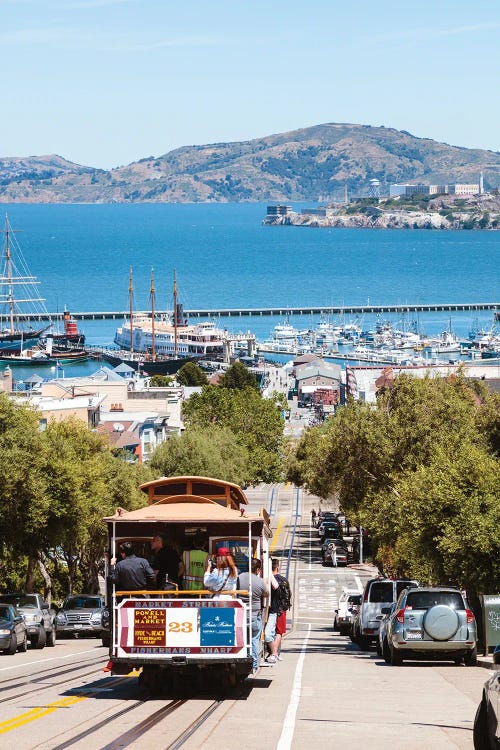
[14, 302, 499, 322]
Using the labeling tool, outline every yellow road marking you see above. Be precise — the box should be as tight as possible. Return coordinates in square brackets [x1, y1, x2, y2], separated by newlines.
[0, 695, 86, 734]
[269, 516, 284, 553]
[0, 670, 138, 735]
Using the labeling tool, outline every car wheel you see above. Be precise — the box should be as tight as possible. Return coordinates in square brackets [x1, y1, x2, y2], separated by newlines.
[333, 617, 338, 632]
[34, 627, 46, 649]
[464, 646, 477, 667]
[4, 633, 17, 656]
[375, 639, 382, 657]
[382, 638, 391, 664]
[357, 636, 371, 651]
[453, 655, 463, 666]
[101, 632, 110, 648]
[473, 696, 494, 750]
[46, 628, 56, 647]
[390, 645, 403, 666]
[18, 632, 28, 653]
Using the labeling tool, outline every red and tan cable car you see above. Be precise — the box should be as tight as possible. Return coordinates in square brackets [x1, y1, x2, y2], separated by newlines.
[104, 476, 272, 691]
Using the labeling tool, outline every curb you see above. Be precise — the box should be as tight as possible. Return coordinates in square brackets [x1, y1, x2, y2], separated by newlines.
[477, 657, 499, 671]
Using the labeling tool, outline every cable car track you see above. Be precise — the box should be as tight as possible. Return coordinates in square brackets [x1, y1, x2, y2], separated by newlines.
[0, 659, 103, 703]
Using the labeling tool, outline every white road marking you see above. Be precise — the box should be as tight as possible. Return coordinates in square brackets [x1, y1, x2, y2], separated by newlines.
[277, 623, 311, 750]
[0, 648, 100, 672]
[354, 574, 364, 592]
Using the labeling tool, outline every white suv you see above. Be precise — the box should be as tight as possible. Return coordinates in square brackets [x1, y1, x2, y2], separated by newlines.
[353, 578, 419, 650]
[334, 589, 362, 636]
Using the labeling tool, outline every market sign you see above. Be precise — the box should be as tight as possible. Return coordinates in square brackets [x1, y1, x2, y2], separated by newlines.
[116, 598, 247, 655]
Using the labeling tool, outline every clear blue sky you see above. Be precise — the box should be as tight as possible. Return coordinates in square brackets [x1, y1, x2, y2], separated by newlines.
[1, 0, 499, 169]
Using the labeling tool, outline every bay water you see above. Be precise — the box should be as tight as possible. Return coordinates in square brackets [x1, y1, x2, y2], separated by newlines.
[2, 203, 498, 379]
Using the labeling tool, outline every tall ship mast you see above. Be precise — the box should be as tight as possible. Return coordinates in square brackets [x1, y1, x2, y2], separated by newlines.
[0, 214, 51, 350]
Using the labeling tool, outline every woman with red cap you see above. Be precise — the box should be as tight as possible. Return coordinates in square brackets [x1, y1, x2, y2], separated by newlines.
[203, 546, 238, 599]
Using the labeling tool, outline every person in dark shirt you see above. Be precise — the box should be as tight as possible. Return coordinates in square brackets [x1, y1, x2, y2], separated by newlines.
[109, 542, 156, 591]
[150, 534, 184, 588]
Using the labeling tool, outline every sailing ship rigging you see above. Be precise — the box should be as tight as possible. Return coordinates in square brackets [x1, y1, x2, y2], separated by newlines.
[0, 214, 51, 349]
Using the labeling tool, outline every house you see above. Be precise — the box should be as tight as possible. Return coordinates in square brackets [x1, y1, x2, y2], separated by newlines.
[295, 360, 341, 408]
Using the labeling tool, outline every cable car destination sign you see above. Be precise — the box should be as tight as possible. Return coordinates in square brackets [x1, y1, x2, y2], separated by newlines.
[116, 599, 247, 655]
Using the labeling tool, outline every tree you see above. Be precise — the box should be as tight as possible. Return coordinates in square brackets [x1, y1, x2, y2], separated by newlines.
[182, 385, 283, 484]
[219, 361, 258, 390]
[150, 426, 251, 486]
[148, 375, 174, 387]
[176, 362, 208, 387]
[287, 374, 500, 589]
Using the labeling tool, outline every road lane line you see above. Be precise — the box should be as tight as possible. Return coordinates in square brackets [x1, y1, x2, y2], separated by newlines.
[354, 575, 363, 592]
[276, 623, 311, 750]
[0, 695, 87, 734]
[269, 516, 285, 553]
[0, 648, 100, 672]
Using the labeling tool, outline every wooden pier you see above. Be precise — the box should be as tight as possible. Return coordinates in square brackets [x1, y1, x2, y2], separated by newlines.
[16, 302, 499, 322]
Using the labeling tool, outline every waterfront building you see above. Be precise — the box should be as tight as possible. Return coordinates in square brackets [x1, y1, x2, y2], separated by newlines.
[389, 183, 479, 197]
[266, 204, 293, 216]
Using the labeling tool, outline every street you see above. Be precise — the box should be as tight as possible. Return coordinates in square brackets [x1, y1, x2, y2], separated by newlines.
[0, 485, 491, 749]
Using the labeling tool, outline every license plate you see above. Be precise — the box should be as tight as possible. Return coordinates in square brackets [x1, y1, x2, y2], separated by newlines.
[406, 631, 422, 640]
[73, 624, 83, 629]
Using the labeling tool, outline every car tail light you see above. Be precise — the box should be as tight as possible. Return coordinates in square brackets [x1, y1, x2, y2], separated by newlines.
[363, 588, 369, 602]
[396, 609, 405, 624]
[465, 609, 475, 624]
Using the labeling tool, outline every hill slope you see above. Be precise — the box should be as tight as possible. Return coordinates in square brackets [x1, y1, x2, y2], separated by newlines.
[1, 123, 499, 203]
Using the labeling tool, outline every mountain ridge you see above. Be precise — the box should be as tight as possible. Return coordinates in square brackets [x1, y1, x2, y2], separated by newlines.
[1, 123, 499, 203]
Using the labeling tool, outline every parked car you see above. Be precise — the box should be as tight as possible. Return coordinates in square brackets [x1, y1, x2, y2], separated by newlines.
[473, 670, 499, 749]
[0, 603, 28, 655]
[55, 594, 105, 638]
[334, 590, 362, 635]
[352, 578, 419, 650]
[385, 587, 477, 666]
[0, 593, 56, 648]
[318, 521, 343, 540]
[321, 537, 347, 565]
[375, 603, 396, 659]
[323, 541, 348, 567]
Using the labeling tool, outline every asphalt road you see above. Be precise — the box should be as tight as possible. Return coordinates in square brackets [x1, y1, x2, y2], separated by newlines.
[0, 485, 491, 749]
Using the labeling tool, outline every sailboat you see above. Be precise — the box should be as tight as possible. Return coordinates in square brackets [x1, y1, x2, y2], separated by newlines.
[104, 270, 224, 374]
[0, 215, 51, 350]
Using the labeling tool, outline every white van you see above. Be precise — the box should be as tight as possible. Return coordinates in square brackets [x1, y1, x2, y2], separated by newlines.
[353, 578, 419, 649]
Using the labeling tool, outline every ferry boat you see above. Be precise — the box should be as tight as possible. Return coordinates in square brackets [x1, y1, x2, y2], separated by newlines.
[109, 270, 226, 374]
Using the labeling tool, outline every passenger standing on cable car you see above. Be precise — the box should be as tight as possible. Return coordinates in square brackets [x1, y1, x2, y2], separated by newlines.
[150, 534, 184, 589]
[203, 547, 238, 599]
[182, 531, 209, 590]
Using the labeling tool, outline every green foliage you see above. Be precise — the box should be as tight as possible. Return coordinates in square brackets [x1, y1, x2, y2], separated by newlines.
[288, 374, 500, 589]
[176, 362, 208, 387]
[150, 426, 251, 486]
[149, 374, 174, 387]
[219, 361, 258, 390]
[0, 398, 149, 597]
[182, 385, 283, 484]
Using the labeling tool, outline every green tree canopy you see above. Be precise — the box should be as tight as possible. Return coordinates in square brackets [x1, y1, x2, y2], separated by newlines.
[219, 361, 258, 390]
[176, 362, 208, 387]
[182, 385, 283, 484]
[150, 425, 251, 486]
[287, 374, 500, 590]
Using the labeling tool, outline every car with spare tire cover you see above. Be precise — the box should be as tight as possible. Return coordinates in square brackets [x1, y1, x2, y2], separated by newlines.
[385, 587, 478, 666]
[0, 602, 28, 655]
[0, 593, 56, 649]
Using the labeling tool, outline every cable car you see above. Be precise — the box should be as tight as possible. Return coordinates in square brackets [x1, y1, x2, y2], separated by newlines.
[104, 475, 272, 691]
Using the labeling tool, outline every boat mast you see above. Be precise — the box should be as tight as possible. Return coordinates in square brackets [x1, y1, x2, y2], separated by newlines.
[173, 269, 178, 358]
[150, 268, 156, 360]
[4, 215, 15, 334]
[129, 267, 134, 353]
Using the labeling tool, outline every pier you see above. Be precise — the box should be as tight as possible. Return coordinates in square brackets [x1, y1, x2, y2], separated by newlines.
[16, 302, 499, 322]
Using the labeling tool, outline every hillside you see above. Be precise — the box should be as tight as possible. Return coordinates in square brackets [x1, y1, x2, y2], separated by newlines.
[1, 123, 499, 203]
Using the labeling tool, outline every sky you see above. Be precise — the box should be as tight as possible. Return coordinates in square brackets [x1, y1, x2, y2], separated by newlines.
[1, 0, 499, 169]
